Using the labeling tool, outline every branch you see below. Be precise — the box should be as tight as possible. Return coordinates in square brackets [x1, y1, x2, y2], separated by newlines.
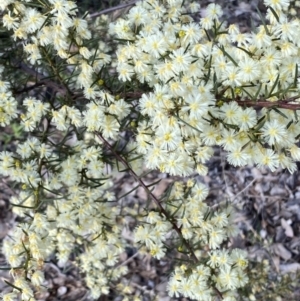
[16, 62, 68, 96]
[122, 91, 300, 110]
[88, 0, 139, 19]
[235, 98, 300, 110]
[96, 133, 224, 300]
[13, 82, 44, 95]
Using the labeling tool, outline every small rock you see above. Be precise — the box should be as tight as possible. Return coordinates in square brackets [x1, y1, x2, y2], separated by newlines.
[260, 229, 267, 239]
[272, 243, 292, 261]
[147, 280, 155, 289]
[270, 186, 286, 196]
[280, 263, 300, 274]
[281, 218, 294, 238]
[57, 286, 67, 297]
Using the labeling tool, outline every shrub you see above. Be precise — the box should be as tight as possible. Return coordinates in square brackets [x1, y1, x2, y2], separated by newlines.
[0, 0, 300, 300]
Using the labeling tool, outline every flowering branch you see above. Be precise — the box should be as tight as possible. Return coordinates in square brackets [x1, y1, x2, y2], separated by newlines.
[96, 133, 224, 300]
[96, 133, 197, 257]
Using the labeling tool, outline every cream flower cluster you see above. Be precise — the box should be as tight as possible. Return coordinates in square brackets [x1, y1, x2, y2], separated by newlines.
[1, 135, 128, 299]
[134, 180, 246, 300]
[112, 0, 300, 175]
[168, 247, 248, 301]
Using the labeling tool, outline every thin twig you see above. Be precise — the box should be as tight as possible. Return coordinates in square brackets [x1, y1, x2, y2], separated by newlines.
[13, 82, 45, 95]
[233, 178, 257, 201]
[88, 0, 139, 19]
[116, 250, 139, 268]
